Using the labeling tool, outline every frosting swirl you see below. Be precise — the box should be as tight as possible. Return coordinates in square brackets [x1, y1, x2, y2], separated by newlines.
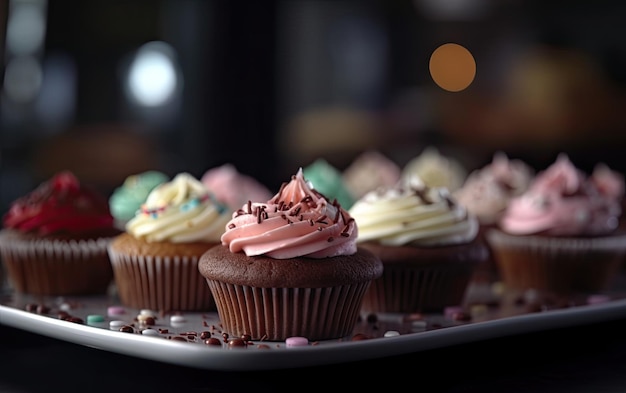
[349, 176, 478, 247]
[109, 171, 169, 223]
[2, 171, 115, 236]
[201, 164, 272, 211]
[125, 173, 231, 243]
[499, 154, 623, 236]
[220, 168, 358, 259]
[402, 146, 466, 192]
[303, 158, 355, 210]
[342, 150, 401, 200]
[454, 152, 534, 225]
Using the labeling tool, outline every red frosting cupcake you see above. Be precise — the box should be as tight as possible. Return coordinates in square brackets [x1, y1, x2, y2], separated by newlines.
[0, 171, 120, 296]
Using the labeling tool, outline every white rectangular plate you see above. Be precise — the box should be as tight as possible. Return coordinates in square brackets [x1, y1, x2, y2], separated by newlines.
[3, 282, 626, 371]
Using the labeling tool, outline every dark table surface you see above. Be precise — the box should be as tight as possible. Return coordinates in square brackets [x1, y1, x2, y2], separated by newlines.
[3, 317, 626, 393]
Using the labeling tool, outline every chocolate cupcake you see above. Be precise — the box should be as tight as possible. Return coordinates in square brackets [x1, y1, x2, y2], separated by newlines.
[487, 154, 626, 298]
[349, 175, 488, 314]
[199, 168, 382, 341]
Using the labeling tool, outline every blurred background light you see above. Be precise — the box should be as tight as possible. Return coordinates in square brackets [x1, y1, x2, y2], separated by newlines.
[3, 56, 43, 103]
[6, 0, 47, 56]
[429, 43, 476, 92]
[414, 0, 490, 20]
[126, 41, 179, 107]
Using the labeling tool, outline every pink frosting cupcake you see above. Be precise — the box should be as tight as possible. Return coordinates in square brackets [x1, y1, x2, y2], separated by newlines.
[198, 168, 382, 341]
[486, 154, 626, 298]
[201, 164, 272, 211]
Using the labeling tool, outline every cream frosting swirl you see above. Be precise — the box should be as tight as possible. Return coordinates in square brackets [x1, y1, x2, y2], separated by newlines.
[499, 154, 623, 236]
[125, 173, 231, 243]
[402, 146, 466, 192]
[349, 176, 478, 246]
[220, 168, 358, 259]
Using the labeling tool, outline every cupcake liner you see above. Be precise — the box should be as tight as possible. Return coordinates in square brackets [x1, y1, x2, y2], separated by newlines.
[108, 248, 215, 312]
[0, 232, 114, 296]
[487, 229, 626, 295]
[358, 241, 487, 315]
[360, 262, 476, 314]
[206, 280, 371, 341]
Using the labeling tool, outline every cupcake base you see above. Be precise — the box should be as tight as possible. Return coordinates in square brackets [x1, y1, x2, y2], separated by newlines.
[108, 252, 215, 312]
[199, 246, 383, 341]
[0, 230, 114, 296]
[358, 240, 489, 314]
[487, 229, 626, 296]
[206, 281, 370, 341]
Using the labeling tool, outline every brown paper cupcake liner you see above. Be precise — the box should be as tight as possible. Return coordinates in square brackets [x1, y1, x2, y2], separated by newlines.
[0, 234, 114, 296]
[205, 280, 370, 341]
[487, 229, 626, 295]
[360, 263, 475, 314]
[108, 249, 215, 312]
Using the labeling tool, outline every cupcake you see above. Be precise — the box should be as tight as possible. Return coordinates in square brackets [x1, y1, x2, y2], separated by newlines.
[198, 168, 383, 341]
[107, 173, 232, 311]
[348, 175, 488, 314]
[342, 150, 401, 200]
[454, 152, 534, 282]
[109, 170, 169, 229]
[0, 171, 121, 296]
[201, 164, 272, 212]
[401, 146, 466, 192]
[486, 154, 626, 298]
[303, 158, 355, 209]
[455, 152, 534, 227]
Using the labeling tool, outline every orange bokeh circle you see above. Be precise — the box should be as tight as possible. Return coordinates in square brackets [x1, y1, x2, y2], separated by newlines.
[429, 43, 476, 92]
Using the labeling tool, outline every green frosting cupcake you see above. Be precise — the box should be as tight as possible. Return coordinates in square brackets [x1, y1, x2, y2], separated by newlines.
[109, 171, 169, 227]
[303, 159, 355, 210]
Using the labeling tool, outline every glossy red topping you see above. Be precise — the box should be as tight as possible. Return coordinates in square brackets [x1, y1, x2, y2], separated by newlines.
[2, 171, 115, 235]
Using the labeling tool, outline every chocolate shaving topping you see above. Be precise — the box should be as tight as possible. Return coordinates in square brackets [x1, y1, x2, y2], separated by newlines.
[272, 182, 287, 203]
[443, 194, 456, 208]
[341, 218, 354, 235]
[413, 186, 432, 204]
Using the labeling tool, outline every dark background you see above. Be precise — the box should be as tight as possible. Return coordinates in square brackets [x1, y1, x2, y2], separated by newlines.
[2, 0, 626, 215]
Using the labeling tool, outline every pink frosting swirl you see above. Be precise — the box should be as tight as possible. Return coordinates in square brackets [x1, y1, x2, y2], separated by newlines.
[220, 168, 358, 259]
[201, 164, 272, 211]
[499, 154, 623, 236]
